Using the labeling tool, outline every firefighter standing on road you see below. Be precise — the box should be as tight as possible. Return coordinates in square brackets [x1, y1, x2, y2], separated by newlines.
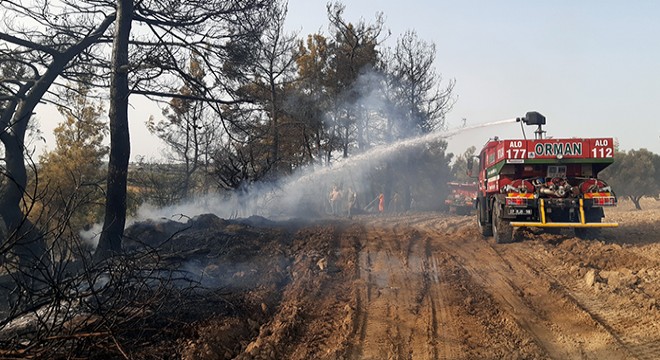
[389, 192, 400, 213]
[378, 193, 385, 214]
[347, 187, 357, 218]
[329, 186, 342, 215]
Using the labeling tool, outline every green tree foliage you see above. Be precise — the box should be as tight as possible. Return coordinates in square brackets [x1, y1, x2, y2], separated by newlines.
[286, 3, 455, 165]
[326, 2, 384, 157]
[250, 2, 299, 174]
[294, 33, 335, 164]
[385, 30, 455, 136]
[451, 146, 477, 183]
[369, 140, 453, 212]
[146, 53, 219, 201]
[213, 1, 301, 183]
[36, 84, 108, 235]
[217, 1, 455, 208]
[412, 141, 454, 211]
[288, 4, 388, 165]
[600, 148, 660, 210]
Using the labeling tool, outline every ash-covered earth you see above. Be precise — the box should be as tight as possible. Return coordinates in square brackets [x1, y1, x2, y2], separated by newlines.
[121, 198, 660, 359]
[3, 199, 660, 359]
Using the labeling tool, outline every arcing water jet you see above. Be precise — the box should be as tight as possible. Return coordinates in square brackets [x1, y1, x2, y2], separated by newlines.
[136, 118, 518, 221]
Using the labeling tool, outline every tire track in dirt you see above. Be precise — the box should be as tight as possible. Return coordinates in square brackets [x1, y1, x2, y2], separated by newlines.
[511, 243, 660, 360]
[416, 215, 633, 359]
[352, 223, 399, 359]
[350, 216, 464, 360]
[386, 214, 551, 358]
[351, 214, 549, 359]
[423, 235, 457, 360]
[566, 288, 660, 360]
[368, 225, 414, 359]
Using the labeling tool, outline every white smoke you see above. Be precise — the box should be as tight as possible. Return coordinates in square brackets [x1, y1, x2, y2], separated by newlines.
[79, 222, 103, 249]
[133, 117, 517, 222]
[133, 68, 517, 222]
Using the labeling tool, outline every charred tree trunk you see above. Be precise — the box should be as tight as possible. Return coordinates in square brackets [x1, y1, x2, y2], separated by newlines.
[0, 134, 49, 280]
[0, 67, 55, 275]
[95, 0, 132, 261]
[0, 103, 29, 234]
[630, 195, 643, 210]
[269, 77, 279, 174]
[343, 123, 349, 158]
[0, 14, 115, 275]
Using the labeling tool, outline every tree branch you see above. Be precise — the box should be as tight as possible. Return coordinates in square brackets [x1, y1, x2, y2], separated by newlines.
[0, 32, 61, 57]
[131, 89, 248, 105]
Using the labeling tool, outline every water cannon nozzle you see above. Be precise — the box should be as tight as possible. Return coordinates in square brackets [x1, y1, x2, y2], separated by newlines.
[522, 111, 546, 126]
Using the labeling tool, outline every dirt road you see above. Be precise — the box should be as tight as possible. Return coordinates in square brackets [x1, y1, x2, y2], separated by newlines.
[343, 213, 659, 360]
[167, 203, 660, 359]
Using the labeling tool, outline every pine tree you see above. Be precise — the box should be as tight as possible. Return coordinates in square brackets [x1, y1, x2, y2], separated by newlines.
[36, 84, 108, 235]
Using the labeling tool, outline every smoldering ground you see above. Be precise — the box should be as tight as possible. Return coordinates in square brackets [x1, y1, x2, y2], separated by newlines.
[114, 69, 517, 295]
[107, 116, 516, 300]
[72, 104, 517, 318]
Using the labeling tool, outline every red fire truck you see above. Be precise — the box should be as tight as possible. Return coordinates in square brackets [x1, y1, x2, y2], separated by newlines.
[468, 112, 618, 243]
[445, 182, 478, 215]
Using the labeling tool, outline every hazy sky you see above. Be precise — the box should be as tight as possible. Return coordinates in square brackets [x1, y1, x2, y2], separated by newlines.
[285, 0, 660, 157]
[34, 1, 660, 161]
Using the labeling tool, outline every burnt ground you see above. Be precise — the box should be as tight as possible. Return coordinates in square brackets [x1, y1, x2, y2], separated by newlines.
[3, 200, 660, 359]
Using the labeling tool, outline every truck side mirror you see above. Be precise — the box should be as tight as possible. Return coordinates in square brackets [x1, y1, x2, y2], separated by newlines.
[466, 157, 473, 177]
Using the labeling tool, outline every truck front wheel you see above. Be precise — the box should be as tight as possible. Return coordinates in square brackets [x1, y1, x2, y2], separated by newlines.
[493, 204, 514, 244]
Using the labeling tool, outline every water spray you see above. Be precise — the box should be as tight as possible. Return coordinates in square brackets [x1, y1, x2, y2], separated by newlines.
[444, 118, 518, 137]
[135, 116, 518, 222]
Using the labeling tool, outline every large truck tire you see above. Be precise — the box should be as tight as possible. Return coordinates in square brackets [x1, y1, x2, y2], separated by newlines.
[477, 201, 492, 237]
[493, 204, 514, 244]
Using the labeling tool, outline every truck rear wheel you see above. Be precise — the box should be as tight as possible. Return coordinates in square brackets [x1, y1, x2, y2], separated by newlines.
[493, 204, 514, 244]
[477, 202, 492, 237]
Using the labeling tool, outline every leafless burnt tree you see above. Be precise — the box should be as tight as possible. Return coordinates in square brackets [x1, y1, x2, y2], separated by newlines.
[96, 0, 274, 259]
[1, 0, 275, 355]
[1, 0, 274, 260]
[0, 1, 115, 287]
